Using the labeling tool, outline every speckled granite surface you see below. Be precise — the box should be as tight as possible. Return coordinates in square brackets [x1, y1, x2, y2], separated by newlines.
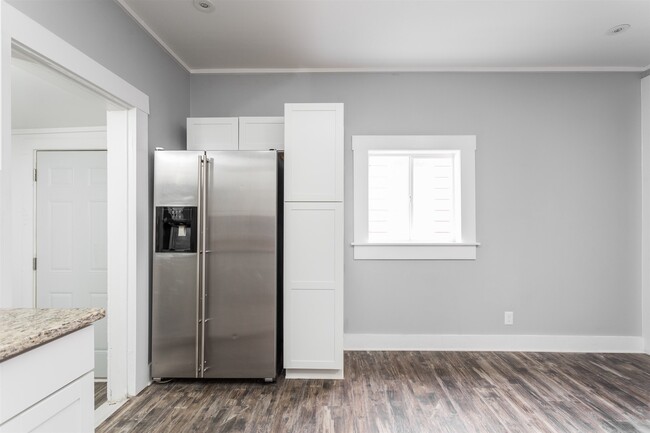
[0, 308, 105, 362]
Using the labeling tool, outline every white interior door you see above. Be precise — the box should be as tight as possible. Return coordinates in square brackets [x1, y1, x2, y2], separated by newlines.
[36, 150, 108, 378]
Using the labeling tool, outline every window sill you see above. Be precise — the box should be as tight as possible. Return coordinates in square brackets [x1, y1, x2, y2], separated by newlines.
[351, 242, 479, 260]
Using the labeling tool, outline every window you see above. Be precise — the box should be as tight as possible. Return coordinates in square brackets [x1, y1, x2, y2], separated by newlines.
[353, 135, 477, 260]
[368, 151, 460, 243]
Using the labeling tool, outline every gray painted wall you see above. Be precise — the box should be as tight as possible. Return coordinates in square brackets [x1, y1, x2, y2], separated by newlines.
[7, 0, 189, 151]
[192, 72, 641, 336]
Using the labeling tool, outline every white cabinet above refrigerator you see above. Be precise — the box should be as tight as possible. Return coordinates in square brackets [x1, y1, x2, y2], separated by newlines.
[187, 117, 239, 151]
[187, 117, 284, 151]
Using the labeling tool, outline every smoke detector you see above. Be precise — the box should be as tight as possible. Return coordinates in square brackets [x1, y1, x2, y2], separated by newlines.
[606, 24, 631, 35]
[193, 0, 215, 13]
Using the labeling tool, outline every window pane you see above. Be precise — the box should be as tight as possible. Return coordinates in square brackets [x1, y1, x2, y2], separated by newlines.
[368, 155, 409, 241]
[412, 156, 456, 242]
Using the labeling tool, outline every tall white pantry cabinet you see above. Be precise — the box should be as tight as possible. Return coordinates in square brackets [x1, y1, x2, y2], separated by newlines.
[284, 103, 345, 379]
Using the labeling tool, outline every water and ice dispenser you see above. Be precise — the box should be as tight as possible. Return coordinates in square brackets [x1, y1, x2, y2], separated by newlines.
[154, 206, 197, 253]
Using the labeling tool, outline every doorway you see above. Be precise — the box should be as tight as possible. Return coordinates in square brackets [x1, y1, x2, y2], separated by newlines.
[12, 46, 114, 409]
[2, 3, 151, 422]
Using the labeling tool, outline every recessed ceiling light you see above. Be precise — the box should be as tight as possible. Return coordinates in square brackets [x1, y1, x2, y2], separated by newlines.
[606, 24, 631, 36]
[193, 0, 215, 13]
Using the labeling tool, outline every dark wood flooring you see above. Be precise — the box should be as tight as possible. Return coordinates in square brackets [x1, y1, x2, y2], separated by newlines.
[97, 352, 650, 433]
[95, 381, 108, 409]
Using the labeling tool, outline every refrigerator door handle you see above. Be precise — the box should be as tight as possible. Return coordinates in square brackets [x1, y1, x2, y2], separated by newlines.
[195, 154, 204, 378]
[200, 155, 209, 377]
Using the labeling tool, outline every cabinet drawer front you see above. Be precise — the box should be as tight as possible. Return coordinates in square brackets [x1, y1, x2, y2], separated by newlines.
[0, 327, 94, 424]
[0, 372, 93, 433]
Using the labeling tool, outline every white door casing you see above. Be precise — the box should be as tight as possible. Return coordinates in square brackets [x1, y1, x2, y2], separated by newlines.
[35, 150, 108, 378]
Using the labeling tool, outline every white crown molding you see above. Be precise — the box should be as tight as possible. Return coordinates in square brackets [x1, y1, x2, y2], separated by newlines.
[114, 0, 191, 73]
[190, 66, 646, 74]
[344, 333, 644, 353]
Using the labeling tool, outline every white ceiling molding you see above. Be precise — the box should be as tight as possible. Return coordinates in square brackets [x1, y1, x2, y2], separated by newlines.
[191, 66, 646, 74]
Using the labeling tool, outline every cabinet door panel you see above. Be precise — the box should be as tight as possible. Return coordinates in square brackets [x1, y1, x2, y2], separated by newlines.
[187, 117, 238, 151]
[284, 104, 343, 202]
[284, 202, 343, 369]
[287, 290, 336, 366]
[0, 372, 93, 433]
[239, 117, 284, 150]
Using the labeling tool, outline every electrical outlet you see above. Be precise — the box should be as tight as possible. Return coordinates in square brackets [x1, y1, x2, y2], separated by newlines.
[504, 311, 514, 325]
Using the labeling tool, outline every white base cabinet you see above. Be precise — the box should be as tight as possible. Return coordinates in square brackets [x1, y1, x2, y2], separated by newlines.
[0, 326, 95, 433]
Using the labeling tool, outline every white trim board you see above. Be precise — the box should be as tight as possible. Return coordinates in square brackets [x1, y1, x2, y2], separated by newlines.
[12, 126, 106, 135]
[4, 5, 148, 114]
[192, 66, 646, 74]
[94, 398, 127, 429]
[642, 75, 650, 355]
[344, 334, 644, 353]
[285, 369, 344, 380]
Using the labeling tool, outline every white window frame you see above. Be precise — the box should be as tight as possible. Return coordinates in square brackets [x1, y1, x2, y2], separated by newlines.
[352, 135, 478, 260]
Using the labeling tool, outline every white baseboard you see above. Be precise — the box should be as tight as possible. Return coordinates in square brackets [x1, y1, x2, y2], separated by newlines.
[94, 398, 127, 428]
[344, 333, 644, 353]
[285, 369, 344, 380]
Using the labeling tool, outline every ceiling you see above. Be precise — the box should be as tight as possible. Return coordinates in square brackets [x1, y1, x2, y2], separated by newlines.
[117, 0, 650, 73]
[12, 50, 108, 130]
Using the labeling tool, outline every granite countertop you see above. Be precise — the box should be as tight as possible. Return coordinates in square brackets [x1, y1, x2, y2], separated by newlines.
[0, 308, 105, 362]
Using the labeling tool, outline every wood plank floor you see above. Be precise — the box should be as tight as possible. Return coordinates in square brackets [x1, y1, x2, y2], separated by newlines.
[95, 381, 108, 409]
[98, 352, 650, 433]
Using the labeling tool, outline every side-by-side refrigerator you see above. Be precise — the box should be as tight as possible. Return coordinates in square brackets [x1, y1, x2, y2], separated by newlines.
[152, 150, 282, 380]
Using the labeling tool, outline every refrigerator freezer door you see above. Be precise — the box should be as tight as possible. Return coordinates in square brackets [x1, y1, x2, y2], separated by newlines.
[152, 253, 200, 378]
[203, 151, 278, 378]
[152, 150, 203, 379]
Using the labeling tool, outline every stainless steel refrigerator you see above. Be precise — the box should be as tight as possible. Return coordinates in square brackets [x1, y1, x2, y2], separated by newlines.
[152, 150, 282, 380]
